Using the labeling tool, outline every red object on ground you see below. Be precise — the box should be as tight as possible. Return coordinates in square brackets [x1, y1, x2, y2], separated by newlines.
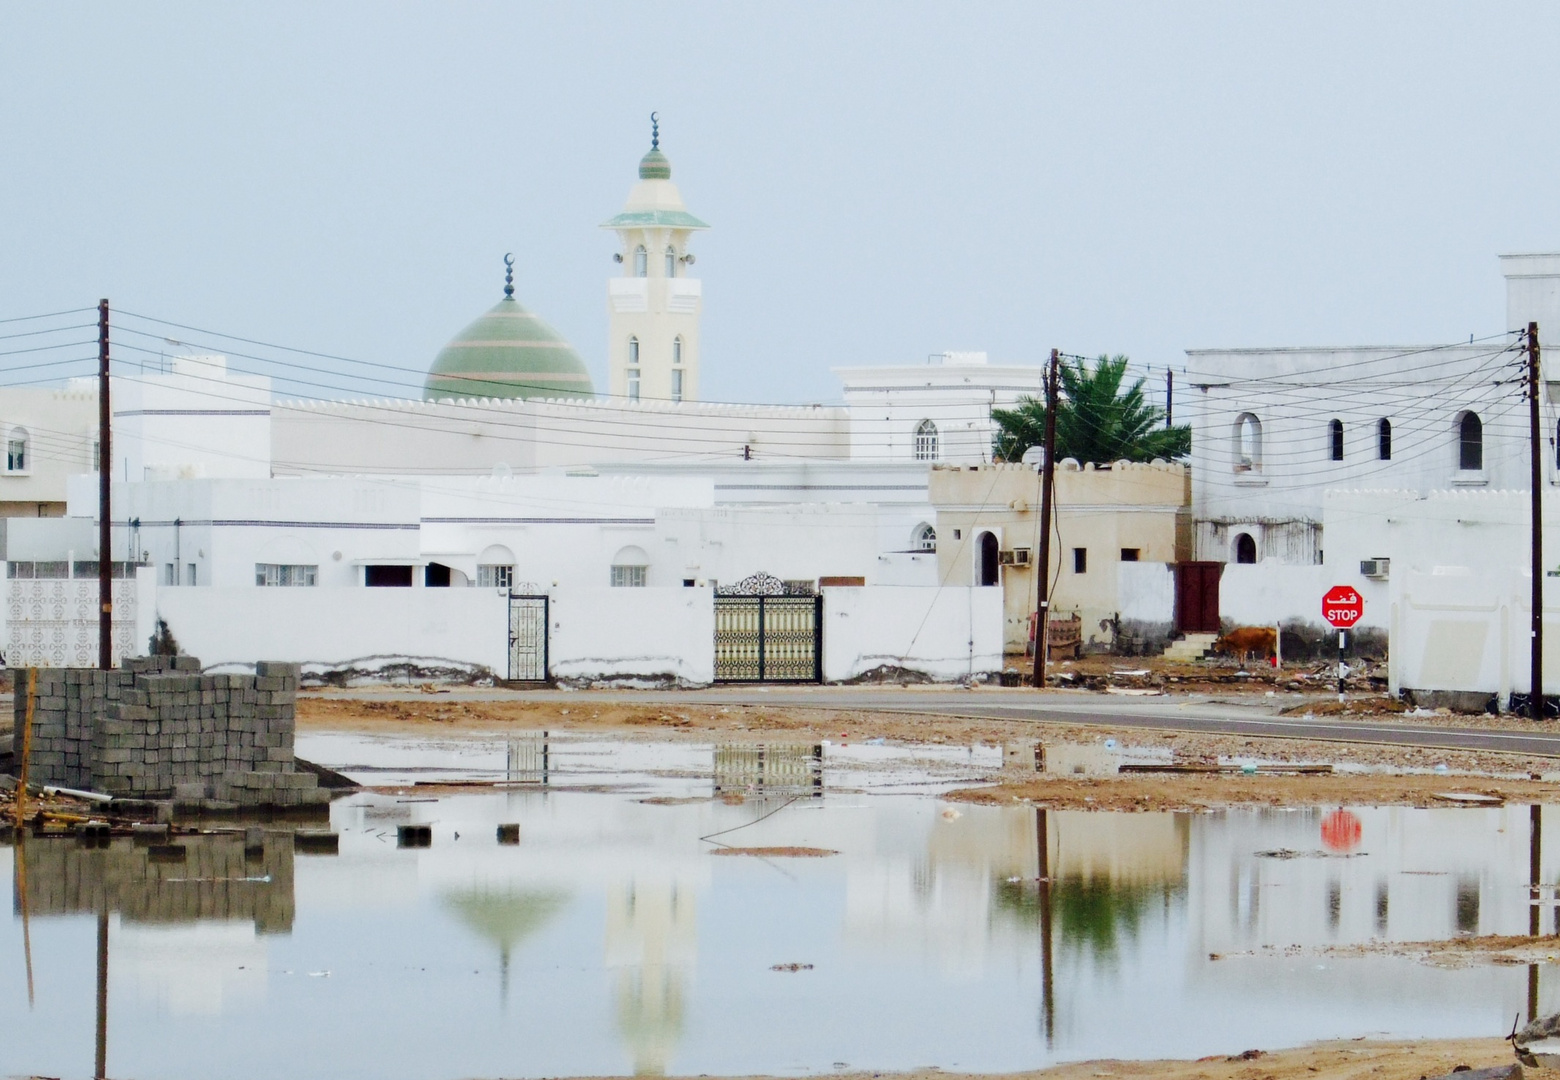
[1321, 808, 1362, 852]
[1322, 585, 1364, 629]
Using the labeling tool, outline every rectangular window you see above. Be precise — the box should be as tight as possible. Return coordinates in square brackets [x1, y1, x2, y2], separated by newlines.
[364, 564, 414, 587]
[185, 563, 197, 587]
[610, 564, 647, 588]
[164, 563, 177, 586]
[7, 439, 25, 472]
[627, 368, 641, 402]
[255, 563, 318, 587]
[1072, 548, 1087, 574]
[1120, 548, 1140, 562]
[671, 369, 683, 403]
[477, 564, 514, 589]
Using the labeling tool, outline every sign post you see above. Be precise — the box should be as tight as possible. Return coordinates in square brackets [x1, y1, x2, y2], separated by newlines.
[1322, 586, 1364, 700]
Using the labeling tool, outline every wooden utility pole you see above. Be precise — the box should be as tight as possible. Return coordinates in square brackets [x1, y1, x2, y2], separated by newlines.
[98, 300, 112, 671]
[1530, 321, 1544, 720]
[1032, 349, 1060, 688]
[1165, 368, 1173, 427]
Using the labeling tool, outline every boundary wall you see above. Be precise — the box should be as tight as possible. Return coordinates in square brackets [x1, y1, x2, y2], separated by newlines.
[821, 585, 1002, 681]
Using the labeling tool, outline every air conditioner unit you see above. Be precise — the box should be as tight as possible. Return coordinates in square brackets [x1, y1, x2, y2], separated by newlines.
[1360, 558, 1390, 580]
[998, 550, 1016, 566]
[1011, 547, 1032, 566]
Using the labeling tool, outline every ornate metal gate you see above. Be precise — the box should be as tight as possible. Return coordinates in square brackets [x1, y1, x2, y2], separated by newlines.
[507, 594, 549, 682]
[714, 573, 822, 683]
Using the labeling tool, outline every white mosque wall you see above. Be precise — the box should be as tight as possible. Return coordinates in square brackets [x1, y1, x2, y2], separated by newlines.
[112, 357, 272, 481]
[837, 355, 1047, 466]
[820, 585, 1004, 681]
[270, 395, 851, 476]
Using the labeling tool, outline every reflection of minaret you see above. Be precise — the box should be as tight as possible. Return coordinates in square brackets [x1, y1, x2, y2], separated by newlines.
[445, 888, 568, 1009]
[605, 877, 697, 1075]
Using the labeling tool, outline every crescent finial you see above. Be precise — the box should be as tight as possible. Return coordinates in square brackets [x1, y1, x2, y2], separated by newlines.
[650, 111, 659, 150]
[502, 253, 515, 299]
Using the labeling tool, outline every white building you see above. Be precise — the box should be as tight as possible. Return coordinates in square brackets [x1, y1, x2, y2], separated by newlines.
[1187, 253, 1560, 567]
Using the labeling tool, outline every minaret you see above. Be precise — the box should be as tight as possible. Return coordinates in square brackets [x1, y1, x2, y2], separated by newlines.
[602, 114, 709, 403]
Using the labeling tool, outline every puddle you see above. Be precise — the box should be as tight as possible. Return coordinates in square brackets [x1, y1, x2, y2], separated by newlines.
[4, 733, 1559, 1079]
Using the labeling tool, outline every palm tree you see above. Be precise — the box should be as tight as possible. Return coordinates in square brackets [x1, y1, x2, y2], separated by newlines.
[992, 354, 1190, 465]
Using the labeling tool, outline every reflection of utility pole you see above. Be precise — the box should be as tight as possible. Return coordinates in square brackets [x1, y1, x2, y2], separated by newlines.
[1532, 804, 1543, 1023]
[95, 908, 109, 1080]
[1037, 807, 1054, 1047]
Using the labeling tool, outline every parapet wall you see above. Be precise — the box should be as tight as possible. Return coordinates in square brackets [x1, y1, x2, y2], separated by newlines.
[15, 655, 322, 806]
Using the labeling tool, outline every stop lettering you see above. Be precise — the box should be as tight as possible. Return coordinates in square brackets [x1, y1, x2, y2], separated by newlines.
[1322, 585, 1363, 629]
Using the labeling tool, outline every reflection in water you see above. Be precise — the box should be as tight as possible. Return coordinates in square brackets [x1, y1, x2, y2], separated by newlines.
[713, 743, 823, 799]
[9, 735, 1560, 1080]
[606, 878, 697, 1075]
[17, 833, 295, 932]
[445, 887, 569, 1007]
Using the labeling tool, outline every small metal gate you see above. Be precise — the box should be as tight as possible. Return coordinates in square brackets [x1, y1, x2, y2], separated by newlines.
[507, 594, 549, 682]
[714, 595, 822, 682]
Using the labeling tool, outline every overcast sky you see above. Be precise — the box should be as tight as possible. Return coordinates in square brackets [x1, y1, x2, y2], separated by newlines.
[2, 3, 1558, 404]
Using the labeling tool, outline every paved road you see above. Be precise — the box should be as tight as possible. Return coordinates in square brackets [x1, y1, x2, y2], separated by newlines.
[304, 685, 1560, 760]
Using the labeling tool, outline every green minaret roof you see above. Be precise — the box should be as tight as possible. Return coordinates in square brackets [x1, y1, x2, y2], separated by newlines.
[424, 257, 594, 401]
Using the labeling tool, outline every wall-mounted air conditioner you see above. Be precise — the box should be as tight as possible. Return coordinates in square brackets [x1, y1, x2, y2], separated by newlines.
[999, 547, 1032, 567]
[1360, 558, 1390, 580]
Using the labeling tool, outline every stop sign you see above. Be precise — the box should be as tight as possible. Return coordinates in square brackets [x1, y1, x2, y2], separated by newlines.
[1322, 585, 1364, 629]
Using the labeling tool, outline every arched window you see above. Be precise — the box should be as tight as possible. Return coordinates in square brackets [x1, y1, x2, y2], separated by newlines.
[476, 544, 516, 589]
[1378, 418, 1392, 461]
[1329, 419, 1344, 462]
[977, 532, 999, 586]
[672, 336, 682, 366]
[913, 419, 939, 461]
[914, 523, 937, 552]
[610, 545, 649, 587]
[1234, 413, 1262, 471]
[665, 246, 676, 276]
[6, 427, 27, 472]
[1458, 411, 1483, 471]
[1234, 533, 1257, 564]
[633, 245, 648, 278]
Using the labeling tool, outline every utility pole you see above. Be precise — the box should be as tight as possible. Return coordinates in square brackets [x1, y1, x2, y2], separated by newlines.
[98, 300, 112, 671]
[1032, 349, 1060, 689]
[1165, 368, 1173, 428]
[1530, 321, 1544, 720]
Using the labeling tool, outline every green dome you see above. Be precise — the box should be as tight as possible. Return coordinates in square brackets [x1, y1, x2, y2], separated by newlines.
[639, 147, 671, 180]
[424, 296, 595, 401]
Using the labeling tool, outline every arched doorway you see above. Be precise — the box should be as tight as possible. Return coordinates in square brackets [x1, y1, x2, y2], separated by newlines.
[1234, 533, 1257, 564]
[977, 532, 1000, 586]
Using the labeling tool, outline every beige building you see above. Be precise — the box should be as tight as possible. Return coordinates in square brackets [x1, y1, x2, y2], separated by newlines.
[0, 384, 97, 516]
[929, 460, 1190, 653]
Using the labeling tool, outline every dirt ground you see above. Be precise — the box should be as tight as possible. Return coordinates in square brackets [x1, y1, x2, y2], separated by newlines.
[296, 695, 1560, 811]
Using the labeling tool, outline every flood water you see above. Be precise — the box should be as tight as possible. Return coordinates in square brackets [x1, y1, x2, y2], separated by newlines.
[4, 732, 1559, 1080]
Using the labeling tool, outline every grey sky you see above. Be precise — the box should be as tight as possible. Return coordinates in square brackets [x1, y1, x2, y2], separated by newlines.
[1, 3, 1557, 404]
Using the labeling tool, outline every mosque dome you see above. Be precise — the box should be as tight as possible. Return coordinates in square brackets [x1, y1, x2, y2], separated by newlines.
[638, 146, 671, 180]
[424, 257, 595, 402]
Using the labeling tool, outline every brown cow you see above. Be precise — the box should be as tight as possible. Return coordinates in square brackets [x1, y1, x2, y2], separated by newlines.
[1214, 626, 1280, 668]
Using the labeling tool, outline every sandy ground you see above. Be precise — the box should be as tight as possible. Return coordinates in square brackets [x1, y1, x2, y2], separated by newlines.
[560, 1042, 1540, 1080]
[944, 772, 1560, 811]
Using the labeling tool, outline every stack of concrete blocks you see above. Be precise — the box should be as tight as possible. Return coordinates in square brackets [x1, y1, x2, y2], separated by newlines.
[17, 655, 326, 807]
[13, 666, 135, 789]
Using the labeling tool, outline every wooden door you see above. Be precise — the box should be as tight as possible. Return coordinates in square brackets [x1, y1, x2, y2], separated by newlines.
[1174, 562, 1223, 633]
